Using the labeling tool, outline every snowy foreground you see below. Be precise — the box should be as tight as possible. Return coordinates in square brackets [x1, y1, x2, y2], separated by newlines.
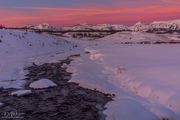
[66, 32, 180, 120]
[0, 29, 180, 120]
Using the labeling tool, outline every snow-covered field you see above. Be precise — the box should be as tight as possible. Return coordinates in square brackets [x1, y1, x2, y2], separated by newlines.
[1, 28, 180, 120]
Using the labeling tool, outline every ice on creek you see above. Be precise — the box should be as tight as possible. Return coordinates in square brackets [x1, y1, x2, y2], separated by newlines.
[10, 90, 32, 97]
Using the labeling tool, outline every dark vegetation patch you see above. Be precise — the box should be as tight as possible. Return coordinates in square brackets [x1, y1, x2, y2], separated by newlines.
[121, 40, 180, 44]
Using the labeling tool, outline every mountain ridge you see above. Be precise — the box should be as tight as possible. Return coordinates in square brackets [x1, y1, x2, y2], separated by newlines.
[3, 19, 180, 34]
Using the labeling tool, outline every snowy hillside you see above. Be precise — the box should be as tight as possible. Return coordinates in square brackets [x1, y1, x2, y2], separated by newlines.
[62, 23, 129, 31]
[99, 31, 180, 44]
[14, 23, 130, 40]
[0, 29, 76, 89]
[57, 24, 129, 40]
[15, 23, 128, 32]
[61, 32, 113, 40]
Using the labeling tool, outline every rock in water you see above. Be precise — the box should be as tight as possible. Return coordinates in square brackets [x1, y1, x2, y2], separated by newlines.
[10, 90, 32, 97]
[29, 79, 57, 89]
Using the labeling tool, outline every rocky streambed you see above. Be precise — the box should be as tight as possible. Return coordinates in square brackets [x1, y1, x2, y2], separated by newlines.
[0, 55, 113, 120]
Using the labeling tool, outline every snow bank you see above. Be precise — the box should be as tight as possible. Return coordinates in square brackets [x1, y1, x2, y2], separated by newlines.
[67, 32, 180, 120]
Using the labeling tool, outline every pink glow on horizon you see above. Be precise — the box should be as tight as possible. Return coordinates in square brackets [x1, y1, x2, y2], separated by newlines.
[0, 5, 180, 27]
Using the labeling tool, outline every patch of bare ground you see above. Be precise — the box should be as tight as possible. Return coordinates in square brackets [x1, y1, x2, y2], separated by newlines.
[0, 55, 113, 120]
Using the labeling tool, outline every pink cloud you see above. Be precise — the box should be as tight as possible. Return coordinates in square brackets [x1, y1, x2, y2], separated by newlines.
[0, 5, 179, 26]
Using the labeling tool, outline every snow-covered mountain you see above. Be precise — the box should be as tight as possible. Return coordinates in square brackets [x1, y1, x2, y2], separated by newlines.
[21, 24, 35, 29]
[61, 19, 180, 33]
[20, 23, 55, 30]
[148, 19, 180, 33]
[58, 24, 129, 40]
[16, 19, 180, 34]
[62, 23, 129, 31]
[130, 22, 149, 32]
[35, 23, 50, 30]
[131, 19, 180, 33]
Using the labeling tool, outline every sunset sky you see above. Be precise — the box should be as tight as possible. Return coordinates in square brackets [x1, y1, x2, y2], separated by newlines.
[0, 0, 179, 26]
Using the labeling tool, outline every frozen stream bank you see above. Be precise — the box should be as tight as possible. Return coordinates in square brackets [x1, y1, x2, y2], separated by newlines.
[67, 39, 180, 120]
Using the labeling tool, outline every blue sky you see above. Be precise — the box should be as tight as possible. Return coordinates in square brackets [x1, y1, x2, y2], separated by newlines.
[0, 0, 162, 8]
